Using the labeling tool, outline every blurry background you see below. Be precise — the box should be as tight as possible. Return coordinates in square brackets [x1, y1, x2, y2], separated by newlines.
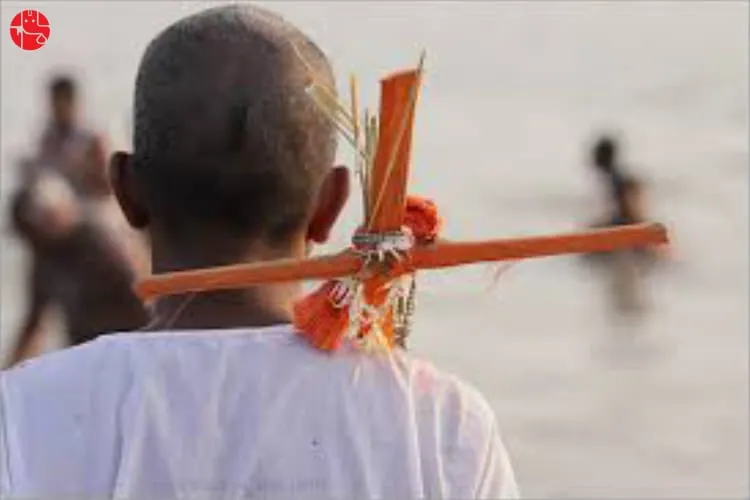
[1, 1, 747, 497]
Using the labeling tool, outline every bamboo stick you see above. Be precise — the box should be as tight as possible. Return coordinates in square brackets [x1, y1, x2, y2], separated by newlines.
[136, 222, 668, 301]
[367, 69, 422, 231]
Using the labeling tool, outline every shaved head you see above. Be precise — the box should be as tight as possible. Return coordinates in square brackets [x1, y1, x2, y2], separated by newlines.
[131, 5, 337, 244]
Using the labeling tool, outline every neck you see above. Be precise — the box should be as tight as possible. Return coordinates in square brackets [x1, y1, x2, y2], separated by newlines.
[147, 234, 308, 331]
[148, 285, 300, 331]
[52, 121, 75, 135]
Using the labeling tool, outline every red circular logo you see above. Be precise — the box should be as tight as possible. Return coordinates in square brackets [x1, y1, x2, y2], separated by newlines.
[9, 10, 50, 51]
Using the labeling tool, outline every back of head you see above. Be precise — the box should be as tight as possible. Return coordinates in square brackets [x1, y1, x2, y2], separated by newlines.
[132, 5, 336, 246]
[49, 74, 77, 101]
[49, 74, 78, 128]
[591, 135, 618, 173]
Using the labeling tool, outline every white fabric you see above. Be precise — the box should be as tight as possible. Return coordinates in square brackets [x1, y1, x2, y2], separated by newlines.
[27, 170, 78, 216]
[0, 325, 518, 499]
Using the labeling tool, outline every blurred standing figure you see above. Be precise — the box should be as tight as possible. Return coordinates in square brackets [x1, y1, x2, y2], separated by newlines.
[5, 75, 150, 366]
[589, 134, 666, 249]
[586, 134, 666, 317]
[590, 135, 632, 226]
[6, 172, 150, 367]
[21, 75, 148, 271]
[25, 75, 110, 197]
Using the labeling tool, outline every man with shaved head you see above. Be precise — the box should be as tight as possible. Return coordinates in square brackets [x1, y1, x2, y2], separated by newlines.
[0, 5, 518, 499]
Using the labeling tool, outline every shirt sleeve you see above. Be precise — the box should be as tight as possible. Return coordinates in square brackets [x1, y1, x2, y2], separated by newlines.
[474, 420, 520, 499]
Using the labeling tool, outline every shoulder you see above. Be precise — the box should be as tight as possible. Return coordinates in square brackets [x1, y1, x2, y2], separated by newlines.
[399, 352, 497, 425]
[389, 353, 502, 465]
[336, 347, 499, 440]
[394, 353, 517, 497]
[0, 337, 138, 464]
[1, 336, 125, 407]
[0, 337, 134, 494]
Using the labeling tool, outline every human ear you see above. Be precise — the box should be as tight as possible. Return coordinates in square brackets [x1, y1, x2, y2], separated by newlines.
[306, 166, 350, 244]
[109, 151, 150, 229]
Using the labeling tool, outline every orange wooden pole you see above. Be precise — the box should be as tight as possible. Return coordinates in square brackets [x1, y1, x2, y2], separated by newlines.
[136, 222, 667, 301]
[412, 222, 668, 270]
[367, 69, 421, 230]
[363, 69, 422, 344]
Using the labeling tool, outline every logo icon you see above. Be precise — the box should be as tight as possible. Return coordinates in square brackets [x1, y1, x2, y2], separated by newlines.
[10, 10, 50, 51]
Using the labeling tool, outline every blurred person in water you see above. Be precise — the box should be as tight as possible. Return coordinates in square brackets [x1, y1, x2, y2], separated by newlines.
[585, 134, 670, 316]
[26, 75, 109, 198]
[18, 74, 149, 274]
[588, 134, 670, 254]
[5, 171, 150, 367]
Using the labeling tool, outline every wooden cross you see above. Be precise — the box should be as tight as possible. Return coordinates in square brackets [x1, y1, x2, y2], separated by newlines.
[136, 58, 668, 350]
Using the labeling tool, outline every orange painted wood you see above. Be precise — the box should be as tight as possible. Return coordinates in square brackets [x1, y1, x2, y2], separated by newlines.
[367, 70, 421, 231]
[364, 69, 422, 345]
[136, 222, 668, 301]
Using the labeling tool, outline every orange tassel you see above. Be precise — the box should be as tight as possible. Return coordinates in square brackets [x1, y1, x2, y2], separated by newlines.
[356, 197, 439, 347]
[293, 281, 350, 352]
[294, 195, 442, 352]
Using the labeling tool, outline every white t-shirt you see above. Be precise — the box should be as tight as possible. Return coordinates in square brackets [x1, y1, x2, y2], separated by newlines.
[0, 325, 518, 499]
